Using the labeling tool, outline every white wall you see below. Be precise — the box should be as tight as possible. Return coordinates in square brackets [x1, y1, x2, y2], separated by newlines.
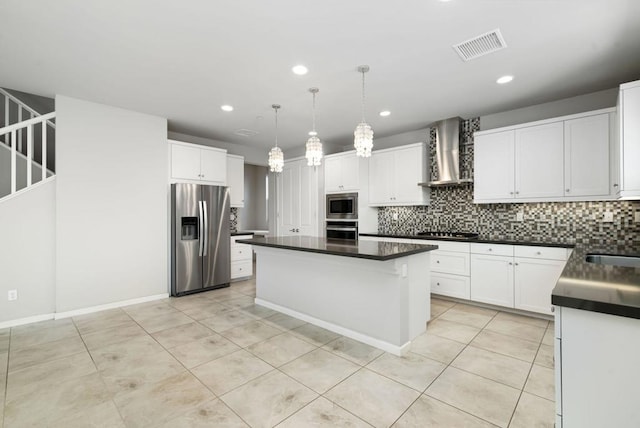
[0, 144, 52, 199]
[480, 88, 618, 130]
[55, 96, 168, 313]
[0, 179, 56, 324]
[168, 131, 268, 166]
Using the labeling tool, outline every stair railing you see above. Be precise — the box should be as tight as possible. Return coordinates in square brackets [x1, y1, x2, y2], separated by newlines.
[0, 112, 55, 196]
[0, 88, 55, 153]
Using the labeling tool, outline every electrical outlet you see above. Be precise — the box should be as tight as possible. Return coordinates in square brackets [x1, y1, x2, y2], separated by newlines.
[635, 212, 640, 223]
[516, 212, 524, 222]
[8, 289, 17, 301]
[392, 212, 399, 221]
[603, 212, 614, 223]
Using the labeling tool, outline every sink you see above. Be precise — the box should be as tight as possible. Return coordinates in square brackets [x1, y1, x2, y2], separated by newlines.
[585, 254, 640, 268]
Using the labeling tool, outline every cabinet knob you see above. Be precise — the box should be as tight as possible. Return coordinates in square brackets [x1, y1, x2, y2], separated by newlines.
[488, 248, 493, 252]
[551, 306, 555, 313]
[509, 262, 513, 265]
[613, 183, 619, 188]
[436, 260, 440, 263]
[509, 192, 514, 195]
[566, 189, 570, 192]
[515, 191, 520, 195]
[515, 262, 519, 266]
[536, 251, 541, 255]
[436, 282, 440, 286]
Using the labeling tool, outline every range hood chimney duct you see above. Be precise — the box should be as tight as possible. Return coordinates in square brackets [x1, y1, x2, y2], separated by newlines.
[422, 117, 473, 187]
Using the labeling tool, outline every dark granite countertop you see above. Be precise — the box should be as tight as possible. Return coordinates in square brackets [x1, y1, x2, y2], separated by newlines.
[231, 231, 255, 236]
[359, 233, 575, 249]
[236, 236, 438, 261]
[552, 244, 640, 319]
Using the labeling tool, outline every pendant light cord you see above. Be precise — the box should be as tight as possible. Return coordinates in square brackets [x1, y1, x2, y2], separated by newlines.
[361, 70, 366, 122]
[274, 107, 279, 148]
[312, 91, 317, 132]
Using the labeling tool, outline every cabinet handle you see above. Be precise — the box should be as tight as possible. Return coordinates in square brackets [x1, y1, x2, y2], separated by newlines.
[536, 251, 541, 255]
[515, 262, 519, 266]
[488, 248, 493, 252]
[613, 184, 619, 188]
[509, 262, 513, 265]
[436, 260, 440, 263]
[509, 191, 514, 195]
[551, 306, 555, 313]
[436, 282, 440, 286]
[515, 191, 520, 195]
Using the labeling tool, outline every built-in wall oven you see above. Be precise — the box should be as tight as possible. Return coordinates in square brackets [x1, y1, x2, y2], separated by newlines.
[326, 221, 358, 241]
[326, 193, 358, 240]
[326, 192, 358, 220]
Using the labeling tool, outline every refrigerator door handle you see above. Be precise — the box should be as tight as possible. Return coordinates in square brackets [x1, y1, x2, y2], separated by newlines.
[203, 200, 209, 257]
[198, 200, 204, 257]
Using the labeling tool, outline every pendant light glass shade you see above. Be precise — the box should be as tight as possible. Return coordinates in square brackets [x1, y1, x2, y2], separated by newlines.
[305, 88, 323, 166]
[268, 104, 284, 173]
[354, 65, 374, 157]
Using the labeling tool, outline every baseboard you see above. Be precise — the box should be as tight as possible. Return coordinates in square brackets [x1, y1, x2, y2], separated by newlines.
[0, 313, 55, 329]
[54, 293, 170, 319]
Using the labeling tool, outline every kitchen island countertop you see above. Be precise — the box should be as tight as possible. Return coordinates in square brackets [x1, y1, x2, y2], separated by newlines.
[237, 235, 438, 261]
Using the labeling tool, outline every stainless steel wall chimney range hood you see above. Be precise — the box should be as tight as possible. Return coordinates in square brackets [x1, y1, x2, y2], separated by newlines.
[420, 117, 473, 187]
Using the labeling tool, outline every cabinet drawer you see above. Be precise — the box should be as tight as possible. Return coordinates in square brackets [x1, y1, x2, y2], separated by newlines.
[231, 260, 252, 279]
[431, 273, 470, 300]
[231, 234, 253, 245]
[416, 240, 470, 253]
[514, 245, 569, 261]
[470, 243, 514, 257]
[231, 245, 252, 262]
[431, 251, 470, 276]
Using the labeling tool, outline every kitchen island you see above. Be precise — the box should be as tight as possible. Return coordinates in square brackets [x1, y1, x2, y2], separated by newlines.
[236, 236, 438, 356]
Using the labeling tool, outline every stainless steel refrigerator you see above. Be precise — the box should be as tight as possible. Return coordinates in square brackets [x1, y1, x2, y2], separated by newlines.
[171, 183, 231, 296]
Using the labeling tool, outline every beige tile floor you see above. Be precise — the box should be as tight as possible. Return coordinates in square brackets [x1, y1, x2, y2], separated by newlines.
[0, 278, 555, 427]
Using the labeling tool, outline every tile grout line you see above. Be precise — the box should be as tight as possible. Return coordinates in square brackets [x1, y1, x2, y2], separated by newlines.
[505, 337, 546, 427]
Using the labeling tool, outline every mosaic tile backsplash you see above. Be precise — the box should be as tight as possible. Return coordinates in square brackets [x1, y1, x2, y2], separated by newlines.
[379, 118, 640, 249]
[230, 207, 238, 231]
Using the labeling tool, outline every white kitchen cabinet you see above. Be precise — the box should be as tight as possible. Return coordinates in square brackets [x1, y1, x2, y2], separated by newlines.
[556, 307, 640, 427]
[231, 234, 252, 280]
[169, 140, 227, 185]
[369, 143, 429, 206]
[474, 108, 616, 203]
[618, 80, 640, 199]
[515, 122, 565, 199]
[471, 243, 568, 315]
[514, 257, 565, 314]
[474, 130, 515, 201]
[324, 151, 359, 193]
[419, 239, 471, 300]
[564, 113, 611, 197]
[470, 251, 515, 308]
[226, 154, 245, 207]
[277, 158, 319, 237]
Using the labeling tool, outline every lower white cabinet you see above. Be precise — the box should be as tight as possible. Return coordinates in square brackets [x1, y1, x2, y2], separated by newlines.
[418, 240, 471, 300]
[231, 235, 252, 280]
[471, 243, 568, 315]
[555, 307, 640, 427]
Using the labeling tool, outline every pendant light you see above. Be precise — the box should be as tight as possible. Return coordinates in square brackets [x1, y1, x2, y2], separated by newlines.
[305, 87, 323, 166]
[354, 65, 374, 157]
[268, 104, 284, 173]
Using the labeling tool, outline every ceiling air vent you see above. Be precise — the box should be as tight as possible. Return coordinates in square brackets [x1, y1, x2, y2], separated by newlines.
[453, 29, 507, 61]
[234, 129, 259, 137]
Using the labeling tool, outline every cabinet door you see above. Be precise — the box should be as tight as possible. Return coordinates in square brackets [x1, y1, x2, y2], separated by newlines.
[200, 148, 227, 184]
[474, 131, 515, 201]
[340, 154, 360, 191]
[470, 254, 514, 307]
[226, 156, 245, 207]
[171, 144, 202, 181]
[515, 122, 564, 198]
[369, 151, 394, 205]
[277, 161, 300, 236]
[393, 146, 426, 204]
[621, 85, 640, 193]
[298, 162, 318, 236]
[324, 155, 343, 193]
[514, 257, 565, 315]
[564, 114, 610, 197]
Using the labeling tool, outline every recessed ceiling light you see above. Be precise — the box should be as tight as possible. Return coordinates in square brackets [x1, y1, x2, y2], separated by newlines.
[496, 75, 514, 84]
[292, 65, 308, 75]
[221, 105, 234, 112]
[379, 110, 391, 117]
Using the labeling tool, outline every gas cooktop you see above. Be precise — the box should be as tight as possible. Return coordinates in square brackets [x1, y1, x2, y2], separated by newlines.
[417, 231, 479, 240]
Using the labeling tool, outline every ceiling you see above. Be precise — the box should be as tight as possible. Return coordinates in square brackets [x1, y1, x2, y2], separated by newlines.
[1, 0, 639, 154]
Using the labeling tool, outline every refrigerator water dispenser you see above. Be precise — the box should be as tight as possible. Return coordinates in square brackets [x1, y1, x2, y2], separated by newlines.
[181, 217, 198, 240]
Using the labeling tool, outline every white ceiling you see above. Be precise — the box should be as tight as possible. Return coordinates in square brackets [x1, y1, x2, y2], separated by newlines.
[1, 0, 639, 153]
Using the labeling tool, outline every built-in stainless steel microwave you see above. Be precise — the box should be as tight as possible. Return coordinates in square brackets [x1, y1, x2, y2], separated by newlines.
[326, 193, 358, 220]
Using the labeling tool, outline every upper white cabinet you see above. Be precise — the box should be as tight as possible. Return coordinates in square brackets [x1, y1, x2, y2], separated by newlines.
[277, 158, 319, 237]
[369, 143, 429, 206]
[474, 109, 615, 203]
[515, 122, 565, 198]
[564, 113, 611, 197]
[618, 80, 640, 199]
[169, 140, 227, 185]
[226, 155, 245, 208]
[324, 151, 360, 193]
